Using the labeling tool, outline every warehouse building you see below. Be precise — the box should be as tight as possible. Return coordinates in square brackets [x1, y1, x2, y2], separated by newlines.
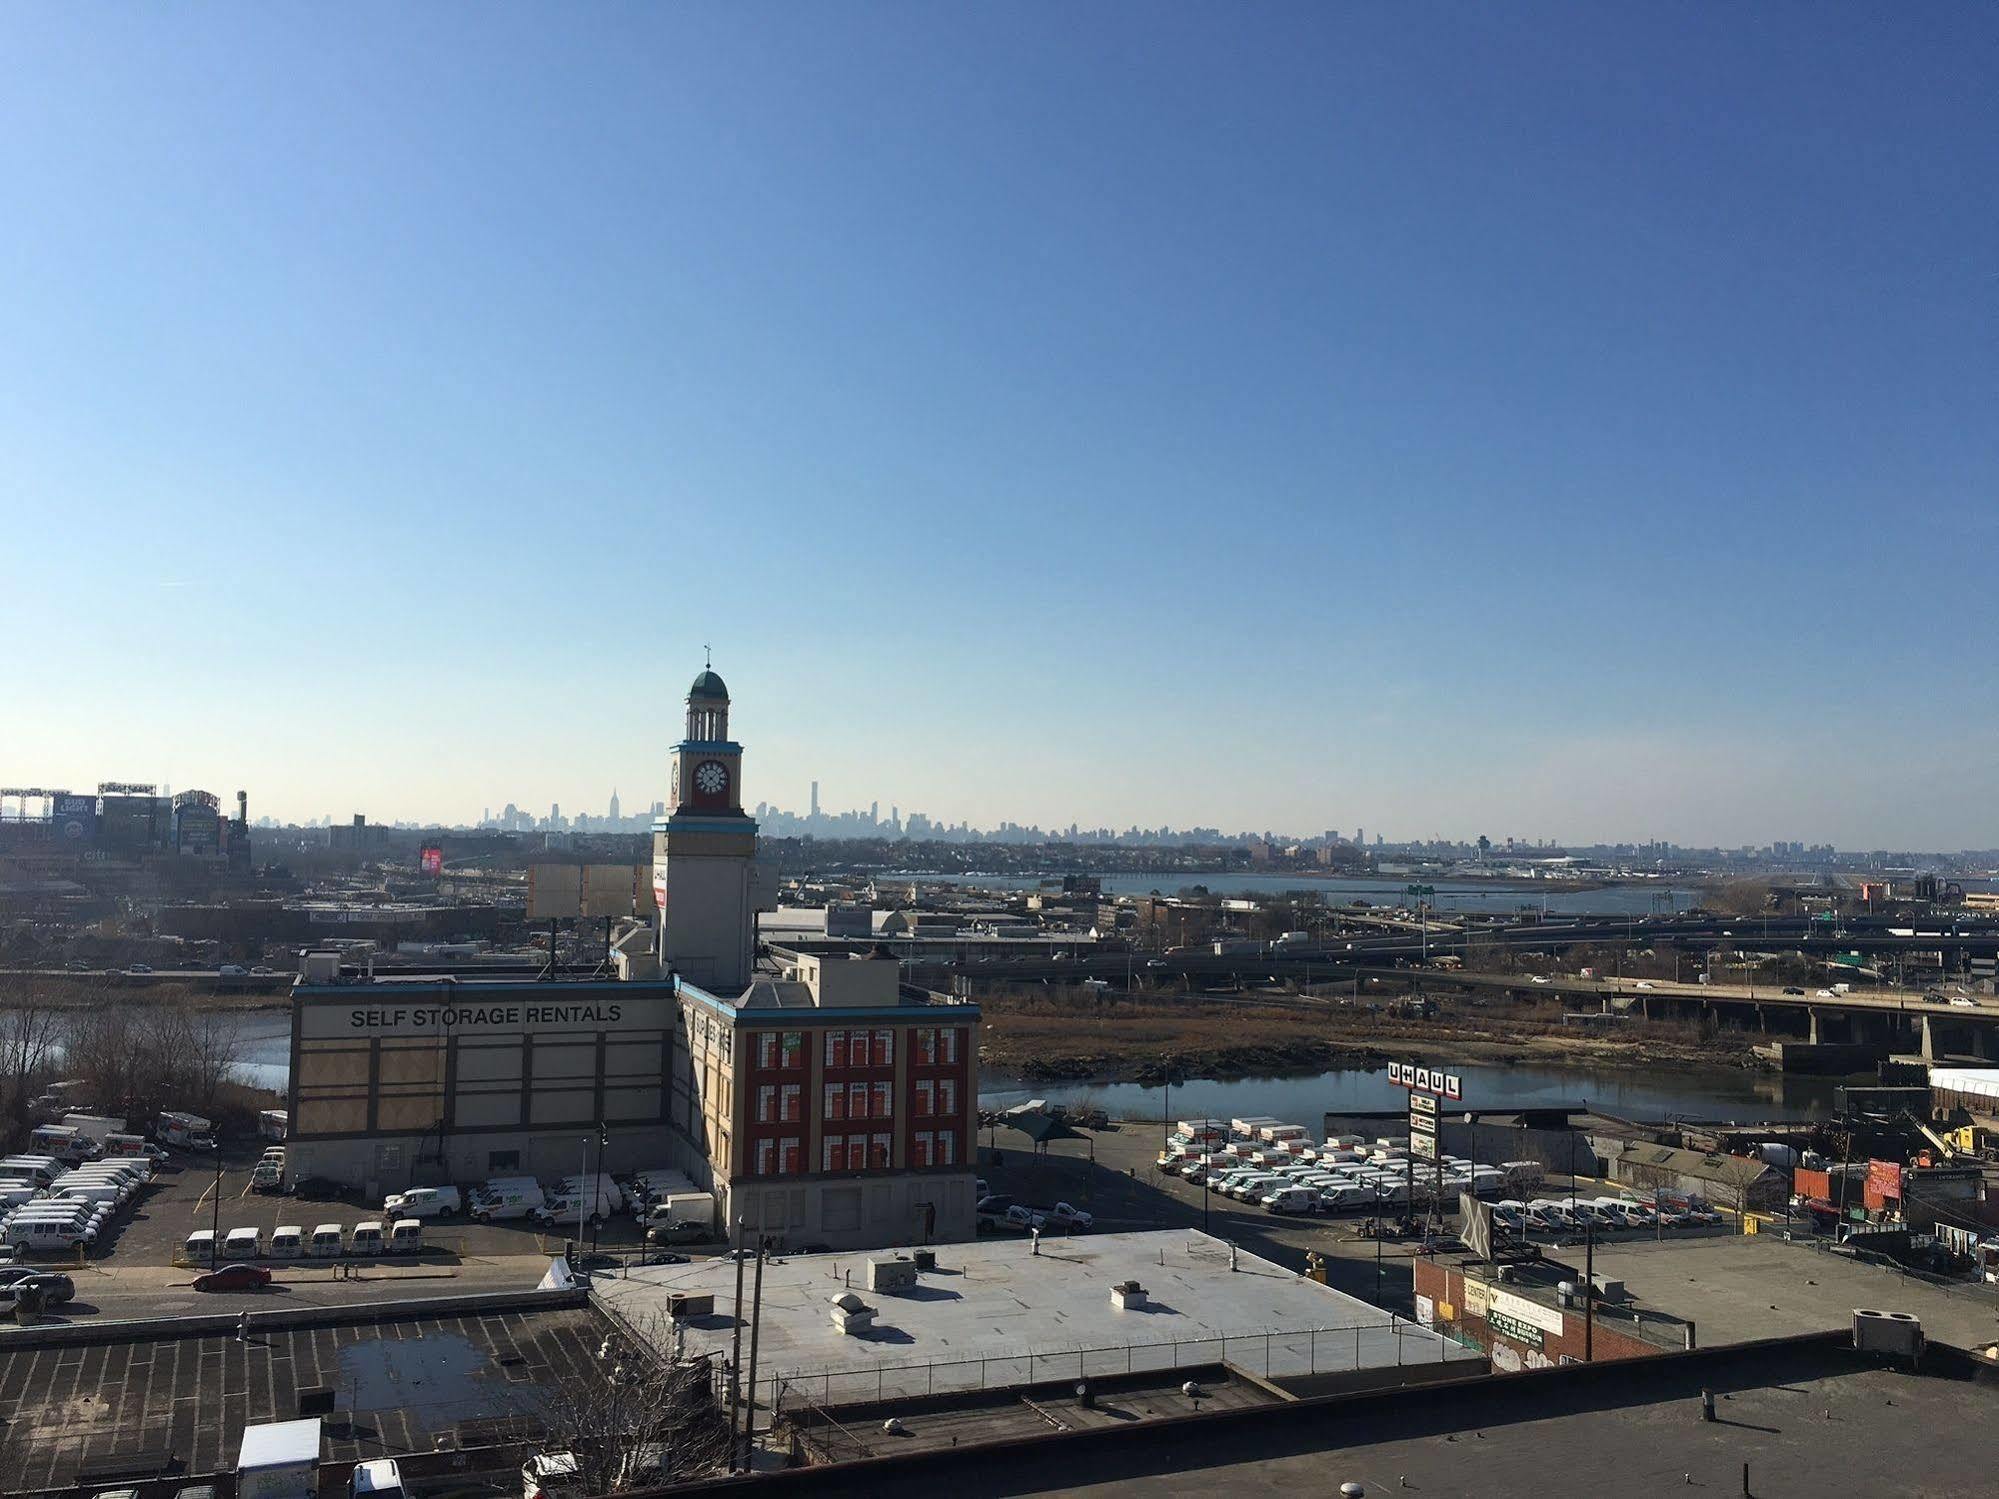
[284, 971, 681, 1197]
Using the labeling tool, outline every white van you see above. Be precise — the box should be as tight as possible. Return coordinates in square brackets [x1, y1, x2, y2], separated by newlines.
[103, 1133, 168, 1163]
[270, 1225, 304, 1258]
[350, 1221, 384, 1255]
[310, 1224, 345, 1258]
[1262, 1185, 1318, 1215]
[49, 1182, 124, 1210]
[382, 1185, 461, 1220]
[12, 1202, 104, 1231]
[548, 1174, 624, 1210]
[7, 1216, 94, 1250]
[64, 1160, 148, 1187]
[224, 1227, 264, 1260]
[469, 1182, 546, 1222]
[534, 1182, 621, 1225]
[1231, 1174, 1285, 1202]
[186, 1228, 219, 1263]
[0, 1159, 62, 1189]
[387, 1219, 423, 1254]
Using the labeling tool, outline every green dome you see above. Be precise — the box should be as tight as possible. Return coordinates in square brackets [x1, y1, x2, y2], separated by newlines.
[688, 669, 729, 699]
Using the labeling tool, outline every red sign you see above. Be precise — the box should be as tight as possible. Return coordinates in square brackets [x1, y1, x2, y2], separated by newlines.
[419, 846, 443, 877]
[1866, 1160, 1903, 1201]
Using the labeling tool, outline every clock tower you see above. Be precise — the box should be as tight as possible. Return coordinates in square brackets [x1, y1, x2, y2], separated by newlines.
[653, 666, 759, 989]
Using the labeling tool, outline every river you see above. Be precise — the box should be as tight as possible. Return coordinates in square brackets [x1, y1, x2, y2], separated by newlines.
[979, 1060, 1840, 1127]
[899, 871, 1699, 916]
[224, 1011, 1831, 1124]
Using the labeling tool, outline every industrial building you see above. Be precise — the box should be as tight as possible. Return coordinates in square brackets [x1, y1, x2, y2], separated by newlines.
[673, 949, 979, 1249]
[595, 1228, 1483, 1413]
[282, 665, 982, 1251]
[282, 970, 682, 1196]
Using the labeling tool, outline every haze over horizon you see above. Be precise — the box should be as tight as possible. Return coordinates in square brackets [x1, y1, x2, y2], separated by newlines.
[4, 8, 1993, 850]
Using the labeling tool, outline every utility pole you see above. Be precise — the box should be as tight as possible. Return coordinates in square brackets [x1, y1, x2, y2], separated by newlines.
[1584, 1216, 1596, 1362]
[727, 1223, 745, 1466]
[741, 1239, 768, 1472]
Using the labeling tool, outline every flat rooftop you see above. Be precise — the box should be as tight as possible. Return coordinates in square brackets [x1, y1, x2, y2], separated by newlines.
[0, 1299, 612, 1491]
[1585, 1233, 1999, 1350]
[978, 1356, 1999, 1498]
[594, 1229, 1480, 1404]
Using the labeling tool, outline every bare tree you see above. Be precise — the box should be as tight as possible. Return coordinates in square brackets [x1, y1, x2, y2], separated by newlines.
[0, 979, 68, 1143]
[59, 999, 243, 1128]
[538, 1319, 729, 1492]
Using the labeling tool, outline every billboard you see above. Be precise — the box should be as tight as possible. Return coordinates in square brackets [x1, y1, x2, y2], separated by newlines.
[420, 846, 443, 877]
[52, 794, 96, 842]
[528, 864, 654, 920]
[1866, 1159, 1903, 1201]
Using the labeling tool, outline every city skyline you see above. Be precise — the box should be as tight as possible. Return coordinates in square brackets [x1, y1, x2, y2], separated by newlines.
[4, 9, 1993, 849]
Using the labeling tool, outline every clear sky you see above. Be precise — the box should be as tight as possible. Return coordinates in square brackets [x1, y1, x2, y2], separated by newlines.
[3, 6, 1993, 849]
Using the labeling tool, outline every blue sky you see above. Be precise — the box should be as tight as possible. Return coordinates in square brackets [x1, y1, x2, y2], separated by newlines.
[2, 6, 1992, 847]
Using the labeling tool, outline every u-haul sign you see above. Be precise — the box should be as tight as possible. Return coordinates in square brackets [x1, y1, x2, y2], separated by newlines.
[1387, 1061, 1462, 1099]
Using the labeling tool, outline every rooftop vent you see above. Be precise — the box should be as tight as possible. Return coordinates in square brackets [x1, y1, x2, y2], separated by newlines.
[1110, 1280, 1148, 1311]
[867, 1256, 919, 1293]
[830, 1292, 876, 1335]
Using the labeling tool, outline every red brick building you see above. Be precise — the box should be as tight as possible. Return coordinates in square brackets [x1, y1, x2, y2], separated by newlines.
[675, 950, 979, 1249]
[1413, 1253, 1694, 1373]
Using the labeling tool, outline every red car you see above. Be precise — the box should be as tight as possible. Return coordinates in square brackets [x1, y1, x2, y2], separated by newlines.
[193, 1264, 272, 1293]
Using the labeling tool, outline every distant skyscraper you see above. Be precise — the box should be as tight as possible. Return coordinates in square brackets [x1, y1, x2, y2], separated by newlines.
[810, 781, 820, 818]
[869, 800, 878, 825]
[609, 788, 621, 822]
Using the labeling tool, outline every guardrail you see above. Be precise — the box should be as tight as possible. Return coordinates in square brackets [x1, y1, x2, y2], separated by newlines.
[0, 1284, 590, 1349]
[765, 1314, 1471, 1411]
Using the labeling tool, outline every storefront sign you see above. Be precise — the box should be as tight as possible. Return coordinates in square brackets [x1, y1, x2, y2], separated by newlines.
[1488, 1287, 1565, 1336]
[1462, 1277, 1490, 1318]
[300, 989, 674, 1039]
[1486, 1309, 1546, 1351]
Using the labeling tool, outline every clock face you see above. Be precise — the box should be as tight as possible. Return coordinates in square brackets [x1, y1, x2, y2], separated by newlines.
[694, 760, 729, 797]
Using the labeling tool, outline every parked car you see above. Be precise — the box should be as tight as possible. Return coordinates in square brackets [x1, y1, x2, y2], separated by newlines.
[0, 1269, 75, 1304]
[350, 1458, 406, 1499]
[381, 1185, 461, 1219]
[193, 1264, 273, 1293]
[1046, 1201, 1094, 1230]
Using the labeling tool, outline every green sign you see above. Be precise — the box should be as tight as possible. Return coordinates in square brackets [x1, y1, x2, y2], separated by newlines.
[1407, 884, 1436, 897]
[1831, 953, 1863, 968]
[1486, 1309, 1546, 1350]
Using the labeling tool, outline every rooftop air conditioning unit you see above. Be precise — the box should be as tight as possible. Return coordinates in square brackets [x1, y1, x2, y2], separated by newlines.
[667, 1292, 715, 1319]
[867, 1256, 919, 1293]
[1853, 1309, 1923, 1358]
[1110, 1280, 1148, 1311]
[1590, 1275, 1627, 1303]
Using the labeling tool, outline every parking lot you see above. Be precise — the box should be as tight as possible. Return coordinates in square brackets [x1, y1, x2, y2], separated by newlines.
[3, 1141, 703, 1322]
[974, 1118, 1736, 1314]
[0, 1299, 616, 1491]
